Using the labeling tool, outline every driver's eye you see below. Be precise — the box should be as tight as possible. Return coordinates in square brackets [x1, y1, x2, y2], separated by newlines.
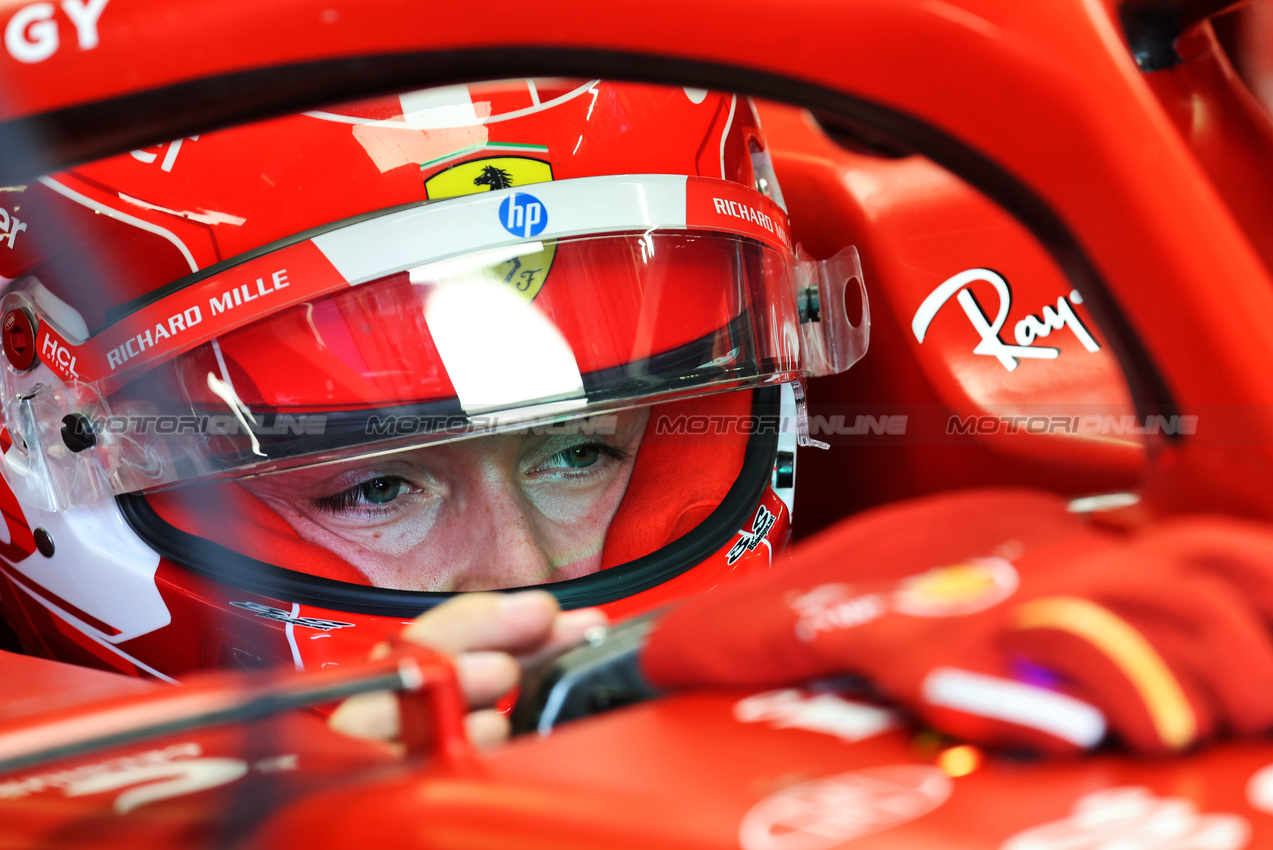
[553, 445, 603, 469]
[537, 441, 630, 473]
[557, 442, 600, 468]
[314, 476, 413, 513]
[358, 477, 409, 504]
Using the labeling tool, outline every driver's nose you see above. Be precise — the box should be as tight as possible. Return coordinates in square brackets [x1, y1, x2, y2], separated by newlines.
[450, 460, 553, 591]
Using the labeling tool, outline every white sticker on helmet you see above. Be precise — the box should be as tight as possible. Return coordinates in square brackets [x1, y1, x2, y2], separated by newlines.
[7, 498, 168, 642]
[310, 174, 689, 286]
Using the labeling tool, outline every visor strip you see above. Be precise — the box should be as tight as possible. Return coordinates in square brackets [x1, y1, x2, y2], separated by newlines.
[29, 175, 792, 393]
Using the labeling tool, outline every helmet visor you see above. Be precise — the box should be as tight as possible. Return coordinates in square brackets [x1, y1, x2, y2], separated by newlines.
[1, 176, 866, 511]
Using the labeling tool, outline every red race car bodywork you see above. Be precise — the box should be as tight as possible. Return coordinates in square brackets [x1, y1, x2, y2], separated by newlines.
[3, 0, 1273, 846]
[4, 643, 1273, 848]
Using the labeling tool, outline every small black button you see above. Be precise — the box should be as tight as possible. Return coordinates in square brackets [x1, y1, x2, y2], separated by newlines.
[60, 413, 96, 453]
[34, 528, 54, 557]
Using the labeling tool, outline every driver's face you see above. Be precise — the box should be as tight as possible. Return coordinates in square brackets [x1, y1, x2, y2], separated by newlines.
[241, 409, 649, 591]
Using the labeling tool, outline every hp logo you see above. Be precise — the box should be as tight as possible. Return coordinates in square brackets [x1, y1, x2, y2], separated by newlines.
[499, 192, 548, 238]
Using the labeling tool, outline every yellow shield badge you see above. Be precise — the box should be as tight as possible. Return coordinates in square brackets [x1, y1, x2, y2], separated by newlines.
[424, 155, 556, 303]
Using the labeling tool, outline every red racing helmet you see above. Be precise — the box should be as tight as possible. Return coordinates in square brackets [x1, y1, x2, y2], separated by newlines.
[0, 80, 867, 678]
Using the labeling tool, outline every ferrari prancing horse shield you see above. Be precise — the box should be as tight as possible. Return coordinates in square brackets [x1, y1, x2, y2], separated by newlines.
[424, 155, 557, 302]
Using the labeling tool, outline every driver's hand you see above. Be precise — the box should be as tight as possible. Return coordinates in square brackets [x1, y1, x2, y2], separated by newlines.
[643, 489, 1273, 755]
[329, 591, 606, 750]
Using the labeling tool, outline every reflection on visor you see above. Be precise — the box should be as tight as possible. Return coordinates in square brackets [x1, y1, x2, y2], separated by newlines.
[0, 176, 866, 512]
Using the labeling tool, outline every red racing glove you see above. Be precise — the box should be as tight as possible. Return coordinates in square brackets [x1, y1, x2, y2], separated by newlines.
[641, 489, 1273, 754]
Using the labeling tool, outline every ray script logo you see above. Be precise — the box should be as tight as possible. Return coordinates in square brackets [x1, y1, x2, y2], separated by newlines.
[911, 268, 1101, 371]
